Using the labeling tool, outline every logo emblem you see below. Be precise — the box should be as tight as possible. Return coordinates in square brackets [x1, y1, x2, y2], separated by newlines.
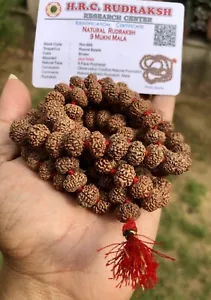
[46, 2, 62, 17]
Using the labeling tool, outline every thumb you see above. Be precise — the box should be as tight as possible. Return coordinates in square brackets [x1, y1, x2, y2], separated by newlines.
[0, 75, 31, 164]
[0, 74, 31, 121]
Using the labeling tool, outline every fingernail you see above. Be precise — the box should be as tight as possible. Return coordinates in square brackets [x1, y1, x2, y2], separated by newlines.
[8, 74, 18, 80]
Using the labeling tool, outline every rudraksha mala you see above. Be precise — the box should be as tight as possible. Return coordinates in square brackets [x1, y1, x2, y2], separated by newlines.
[9, 74, 192, 291]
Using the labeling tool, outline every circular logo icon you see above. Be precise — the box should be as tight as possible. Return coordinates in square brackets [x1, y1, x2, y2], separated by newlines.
[46, 2, 62, 17]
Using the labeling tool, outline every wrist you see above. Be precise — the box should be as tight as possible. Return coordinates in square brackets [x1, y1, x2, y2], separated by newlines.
[0, 264, 72, 300]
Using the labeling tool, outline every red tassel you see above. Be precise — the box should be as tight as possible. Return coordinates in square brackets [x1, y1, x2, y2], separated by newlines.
[98, 219, 175, 290]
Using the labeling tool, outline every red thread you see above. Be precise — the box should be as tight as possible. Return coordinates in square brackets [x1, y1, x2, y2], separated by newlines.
[71, 101, 76, 105]
[133, 177, 139, 184]
[144, 110, 153, 116]
[110, 168, 117, 175]
[38, 161, 43, 167]
[105, 140, 110, 147]
[98, 219, 175, 290]
[69, 85, 73, 89]
[125, 198, 132, 203]
[77, 187, 84, 193]
[145, 150, 149, 157]
[153, 125, 158, 130]
[96, 198, 100, 204]
[127, 139, 132, 144]
[162, 156, 166, 162]
[98, 80, 102, 84]
[85, 89, 88, 95]
[84, 140, 90, 149]
[68, 169, 75, 176]
[131, 98, 137, 103]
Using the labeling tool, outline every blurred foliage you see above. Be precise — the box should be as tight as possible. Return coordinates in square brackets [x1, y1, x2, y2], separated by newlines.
[0, 0, 24, 53]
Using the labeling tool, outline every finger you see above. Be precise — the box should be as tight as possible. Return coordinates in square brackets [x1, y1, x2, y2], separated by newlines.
[0, 75, 31, 164]
[151, 95, 176, 122]
[0, 74, 31, 122]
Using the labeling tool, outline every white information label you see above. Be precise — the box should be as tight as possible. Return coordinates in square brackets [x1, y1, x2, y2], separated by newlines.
[33, 0, 185, 95]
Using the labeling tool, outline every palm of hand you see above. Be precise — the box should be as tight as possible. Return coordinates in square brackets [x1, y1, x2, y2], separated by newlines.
[0, 78, 161, 300]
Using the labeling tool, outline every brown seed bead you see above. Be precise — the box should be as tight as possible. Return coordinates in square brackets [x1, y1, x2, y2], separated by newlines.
[128, 116, 143, 129]
[117, 82, 128, 91]
[114, 163, 136, 188]
[88, 131, 107, 159]
[53, 116, 76, 133]
[84, 73, 98, 88]
[45, 91, 65, 105]
[26, 152, 42, 172]
[158, 121, 174, 135]
[84, 110, 96, 130]
[80, 127, 91, 140]
[63, 172, 87, 193]
[43, 108, 66, 124]
[109, 187, 128, 204]
[171, 142, 191, 154]
[144, 144, 165, 169]
[9, 119, 30, 144]
[26, 109, 40, 125]
[141, 188, 163, 212]
[86, 167, 98, 181]
[21, 146, 31, 160]
[54, 83, 71, 101]
[103, 82, 119, 104]
[107, 133, 130, 161]
[115, 202, 141, 223]
[127, 141, 146, 166]
[40, 99, 64, 113]
[129, 175, 153, 199]
[98, 175, 114, 190]
[99, 77, 114, 87]
[55, 157, 80, 174]
[153, 177, 172, 207]
[144, 129, 166, 145]
[88, 87, 103, 104]
[107, 114, 126, 133]
[92, 191, 111, 214]
[39, 160, 55, 181]
[64, 131, 84, 157]
[77, 184, 100, 208]
[119, 89, 134, 109]
[165, 132, 185, 149]
[45, 131, 64, 158]
[96, 110, 111, 129]
[53, 173, 66, 191]
[27, 124, 50, 147]
[95, 158, 117, 174]
[92, 200, 111, 214]
[117, 127, 135, 141]
[135, 166, 153, 178]
[133, 92, 142, 101]
[70, 87, 88, 107]
[142, 111, 162, 129]
[65, 104, 84, 120]
[70, 76, 85, 89]
[118, 159, 128, 166]
[161, 150, 192, 175]
[129, 99, 151, 118]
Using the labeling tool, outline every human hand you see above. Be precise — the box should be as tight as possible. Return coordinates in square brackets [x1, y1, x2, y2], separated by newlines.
[0, 76, 165, 300]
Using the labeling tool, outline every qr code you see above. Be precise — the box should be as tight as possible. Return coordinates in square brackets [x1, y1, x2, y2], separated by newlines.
[154, 24, 177, 47]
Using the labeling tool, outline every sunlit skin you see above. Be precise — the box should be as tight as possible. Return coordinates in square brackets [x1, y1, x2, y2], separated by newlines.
[0, 77, 175, 300]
